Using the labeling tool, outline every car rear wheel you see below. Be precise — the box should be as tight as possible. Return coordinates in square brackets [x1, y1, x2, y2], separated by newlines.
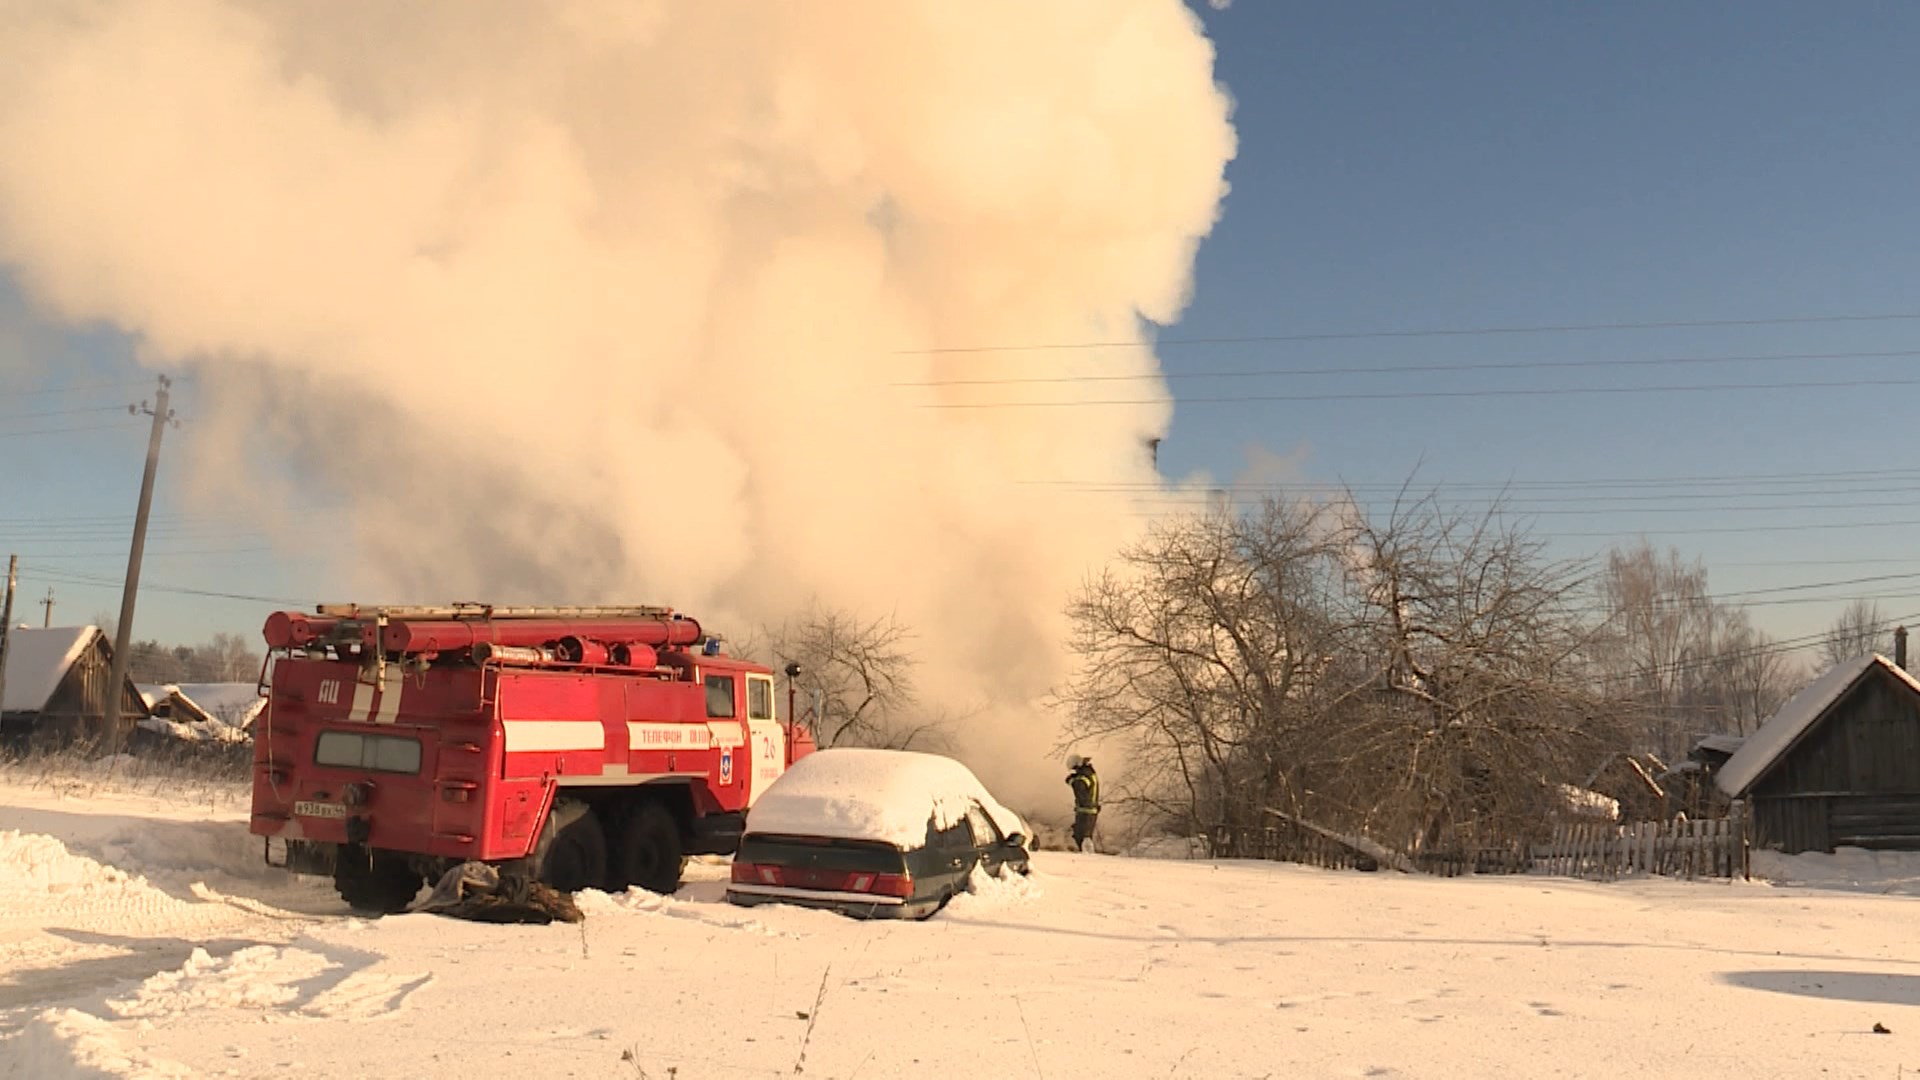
[620, 802, 685, 895]
[533, 799, 608, 893]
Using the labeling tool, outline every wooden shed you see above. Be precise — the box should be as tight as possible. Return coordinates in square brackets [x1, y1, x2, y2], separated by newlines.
[0, 625, 148, 748]
[1715, 653, 1920, 854]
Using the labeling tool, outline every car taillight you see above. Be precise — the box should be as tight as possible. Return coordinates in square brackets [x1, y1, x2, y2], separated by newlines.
[731, 861, 783, 885]
[866, 873, 913, 898]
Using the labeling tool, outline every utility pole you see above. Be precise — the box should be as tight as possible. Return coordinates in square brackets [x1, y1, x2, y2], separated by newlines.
[39, 588, 53, 628]
[0, 555, 16, 719]
[103, 375, 175, 752]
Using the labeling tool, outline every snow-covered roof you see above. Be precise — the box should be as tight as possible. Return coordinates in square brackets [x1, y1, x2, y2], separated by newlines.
[1557, 783, 1620, 821]
[745, 747, 1027, 849]
[172, 683, 265, 727]
[136, 682, 264, 734]
[1716, 653, 1920, 797]
[1692, 733, 1746, 758]
[0, 626, 98, 713]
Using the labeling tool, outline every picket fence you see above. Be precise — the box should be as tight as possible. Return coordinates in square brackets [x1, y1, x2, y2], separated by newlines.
[1529, 811, 1747, 882]
[1211, 822, 1380, 871]
[1212, 806, 1748, 882]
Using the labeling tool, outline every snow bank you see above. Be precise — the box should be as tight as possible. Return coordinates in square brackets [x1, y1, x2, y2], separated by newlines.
[107, 947, 326, 1017]
[0, 829, 145, 896]
[7, 1008, 193, 1080]
[940, 864, 1043, 916]
[574, 887, 799, 937]
[93, 820, 278, 883]
[745, 748, 1027, 849]
[1752, 846, 1920, 896]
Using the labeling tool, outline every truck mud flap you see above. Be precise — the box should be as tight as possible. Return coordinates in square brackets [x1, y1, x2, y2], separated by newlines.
[267, 838, 338, 876]
[687, 811, 747, 856]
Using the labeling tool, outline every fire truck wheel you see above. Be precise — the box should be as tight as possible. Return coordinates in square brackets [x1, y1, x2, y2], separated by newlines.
[533, 799, 609, 893]
[333, 846, 424, 915]
[620, 803, 685, 895]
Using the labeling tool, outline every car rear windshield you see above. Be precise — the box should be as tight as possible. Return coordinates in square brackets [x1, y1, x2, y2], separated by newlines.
[738, 834, 906, 873]
[313, 730, 422, 775]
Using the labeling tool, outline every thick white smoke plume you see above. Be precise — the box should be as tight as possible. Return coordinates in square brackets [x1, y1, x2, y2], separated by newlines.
[0, 0, 1235, 812]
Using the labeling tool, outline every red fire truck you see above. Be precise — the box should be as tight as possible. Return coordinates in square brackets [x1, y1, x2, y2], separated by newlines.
[248, 604, 815, 913]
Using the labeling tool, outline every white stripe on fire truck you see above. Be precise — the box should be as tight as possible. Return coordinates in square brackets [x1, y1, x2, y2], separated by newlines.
[501, 720, 607, 753]
[556, 769, 709, 787]
[627, 722, 712, 750]
[373, 669, 404, 725]
[347, 680, 375, 722]
[704, 722, 745, 748]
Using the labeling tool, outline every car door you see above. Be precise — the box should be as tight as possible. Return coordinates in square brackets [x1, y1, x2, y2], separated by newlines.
[964, 802, 1005, 877]
[928, 817, 976, 897]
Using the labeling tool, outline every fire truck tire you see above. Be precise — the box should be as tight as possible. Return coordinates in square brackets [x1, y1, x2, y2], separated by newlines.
[619, 803, 685, 895]
[533, 799, 609, 893]
[333, 846, 424, 915]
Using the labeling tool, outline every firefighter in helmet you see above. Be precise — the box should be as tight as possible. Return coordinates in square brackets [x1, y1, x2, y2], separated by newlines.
[1065, 754, 1099, 852]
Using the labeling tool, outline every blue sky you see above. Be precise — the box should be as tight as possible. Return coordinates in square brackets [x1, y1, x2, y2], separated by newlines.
[1152, 0, 1920, 652]
[5, 1, 1920, 657]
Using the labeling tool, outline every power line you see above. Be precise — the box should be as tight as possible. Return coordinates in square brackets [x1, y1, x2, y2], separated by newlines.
[0, 404, 136, 422]
[1123, 502, 1920, 538]
[8, 546, 286, 560]
[1038, 480, 1920, 501]
[894, 347, 1920, 388]
[0, 421, 139, 439]
[1714, 557, 1919, 569]
[901, 311, 1920, 355]
[0, 507, 340, 526]
[28, 566, 306, 606]
[1022, 464, 1920, 492]
[0, 379, 160, 399]
[919, 375, 1920, 409]
[1613, 606, 1920, 683]
[1116, 494, 1920, 518]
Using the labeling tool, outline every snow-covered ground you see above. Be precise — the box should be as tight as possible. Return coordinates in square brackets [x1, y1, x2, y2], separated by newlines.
[3, 770, 1917, 1079]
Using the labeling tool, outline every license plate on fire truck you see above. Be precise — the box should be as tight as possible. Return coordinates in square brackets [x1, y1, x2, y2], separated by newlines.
[294, 801, 346, 820]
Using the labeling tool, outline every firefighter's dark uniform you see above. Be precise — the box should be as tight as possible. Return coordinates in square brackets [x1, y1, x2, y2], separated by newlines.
[1067, 761, 1099, 851]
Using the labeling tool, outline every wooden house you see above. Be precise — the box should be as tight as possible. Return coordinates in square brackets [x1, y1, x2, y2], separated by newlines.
[0, 626, 148, 748]
[1716, 653, 1920, 854]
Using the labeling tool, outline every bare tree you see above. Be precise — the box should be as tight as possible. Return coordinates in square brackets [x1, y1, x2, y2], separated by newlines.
[191, 632, 262, 682]
[765, 604, 933, 749]
[1589, 542, 1798, 754]
[118, 632, 264, 686]
[1338, 492, 1624, 851]
[1059, 491, 1626, 853]
[1056, 501, 1353, 837]
[1820, 598, 1889, 668]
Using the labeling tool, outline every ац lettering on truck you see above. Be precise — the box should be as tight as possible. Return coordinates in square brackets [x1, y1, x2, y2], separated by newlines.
[249, 604, 816, 913]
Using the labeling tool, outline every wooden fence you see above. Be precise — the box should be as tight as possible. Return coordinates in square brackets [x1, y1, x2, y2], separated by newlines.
[1529, 811, 1747, 882]
[1211, 823, 1381, 871]
[1211, 806, 1748, 882]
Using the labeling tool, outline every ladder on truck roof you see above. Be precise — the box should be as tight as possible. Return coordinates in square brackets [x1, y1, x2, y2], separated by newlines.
[314, 603, 678, 621]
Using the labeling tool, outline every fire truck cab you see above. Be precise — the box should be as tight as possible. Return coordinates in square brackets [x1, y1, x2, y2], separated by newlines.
[248, 604, 815, 913]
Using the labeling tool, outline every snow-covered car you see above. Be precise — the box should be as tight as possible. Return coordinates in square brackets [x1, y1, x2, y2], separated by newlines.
[726, 747, 1030, 919]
